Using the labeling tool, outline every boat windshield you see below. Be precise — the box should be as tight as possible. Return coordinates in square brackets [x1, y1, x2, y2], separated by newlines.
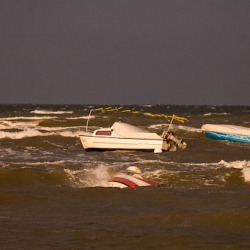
[95, 131, 112, 136]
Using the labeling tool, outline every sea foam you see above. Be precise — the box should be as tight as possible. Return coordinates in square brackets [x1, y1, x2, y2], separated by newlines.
[203, 112, 229, 116]
[31, 109, 73, 114]
[219, 159, 250, 182]
[64, 165, 110, 188]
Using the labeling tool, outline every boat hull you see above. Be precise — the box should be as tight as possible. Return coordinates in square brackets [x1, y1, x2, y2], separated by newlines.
[204, 131, 250, 143]
[202, 124, 250, 143]
[108, 174, 159, 188]
[79, 121, 186, 153]
[79, 135, 165, 152]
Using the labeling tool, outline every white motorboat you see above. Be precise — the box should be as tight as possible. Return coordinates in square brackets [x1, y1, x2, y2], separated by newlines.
[79, 120, 186, 153]
[201, 124, 250, 143]
[108, 166, 159, 188]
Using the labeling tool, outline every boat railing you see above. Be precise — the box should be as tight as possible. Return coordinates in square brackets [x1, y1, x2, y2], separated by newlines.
[85, 109, 94, 132]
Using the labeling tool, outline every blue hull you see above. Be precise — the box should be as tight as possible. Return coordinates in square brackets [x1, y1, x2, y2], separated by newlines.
[204, 131, 250, 143]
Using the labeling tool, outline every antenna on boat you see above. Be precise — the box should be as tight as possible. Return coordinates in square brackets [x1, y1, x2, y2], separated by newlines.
[86, 109, 94, 132]
[167, 115, 174, 132]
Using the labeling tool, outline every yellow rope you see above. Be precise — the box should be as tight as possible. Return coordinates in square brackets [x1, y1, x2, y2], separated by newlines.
[94, 106, 188, 123]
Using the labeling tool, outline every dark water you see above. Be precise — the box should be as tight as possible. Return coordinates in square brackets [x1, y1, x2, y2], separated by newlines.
[0, 104, 250, 249]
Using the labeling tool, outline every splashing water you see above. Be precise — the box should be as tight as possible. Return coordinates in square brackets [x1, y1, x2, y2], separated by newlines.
[64, 165, 110, 188]
[219, 160, 250, 182]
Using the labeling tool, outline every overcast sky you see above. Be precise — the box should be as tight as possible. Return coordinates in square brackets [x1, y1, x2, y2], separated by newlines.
[1, 0, 250, 105]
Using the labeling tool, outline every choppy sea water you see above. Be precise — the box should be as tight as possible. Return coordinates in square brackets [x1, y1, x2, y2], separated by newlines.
[0, 104, 250, 249]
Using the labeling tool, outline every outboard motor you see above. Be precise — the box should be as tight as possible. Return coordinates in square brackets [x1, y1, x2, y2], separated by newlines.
[161, 130, 187, 150]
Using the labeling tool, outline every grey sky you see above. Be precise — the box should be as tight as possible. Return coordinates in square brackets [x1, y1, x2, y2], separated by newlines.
[1, 0, 250, 105]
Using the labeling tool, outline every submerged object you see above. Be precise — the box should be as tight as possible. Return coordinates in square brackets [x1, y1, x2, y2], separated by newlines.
[108, 166, 159, 188]
[79, 120, 186, 153]
[201, 124, 250, 143]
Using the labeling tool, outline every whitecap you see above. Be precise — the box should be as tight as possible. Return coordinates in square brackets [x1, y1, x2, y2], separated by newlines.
[0, 120, 40, 129]
[219, 160, 250, 183]
[31, 110, 73, 114]
[64, 165, 110, 188]
[218, 159, 249, 169]
[0, 129, 49, 139]
[0, 128, 83, 139]
[178, 125, 201, 132]
[0, 116, 57, 121]
[203, 112, 229, 116]
[67, 115, 95, 120]
[242, 167, 250, 182]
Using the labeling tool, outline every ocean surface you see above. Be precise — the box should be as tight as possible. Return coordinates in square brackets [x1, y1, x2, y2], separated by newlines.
[0, 104, 250, 249]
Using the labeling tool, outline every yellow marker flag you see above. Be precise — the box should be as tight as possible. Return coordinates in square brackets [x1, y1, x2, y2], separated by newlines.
[95, 107, 103, 111]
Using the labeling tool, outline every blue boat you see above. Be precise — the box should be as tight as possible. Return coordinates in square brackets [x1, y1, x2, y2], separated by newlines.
[201, 124, 250, 143]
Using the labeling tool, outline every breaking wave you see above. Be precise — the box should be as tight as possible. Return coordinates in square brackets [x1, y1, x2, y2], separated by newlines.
[0, 116, 57, 121]
[219, 160, 250, 182]
[64, 165, 110, 188]
[1, 159, 250, 190]
[203, 112, 229, 116]
[31, 109, 73, 114]
[0, 126, 83, 139]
